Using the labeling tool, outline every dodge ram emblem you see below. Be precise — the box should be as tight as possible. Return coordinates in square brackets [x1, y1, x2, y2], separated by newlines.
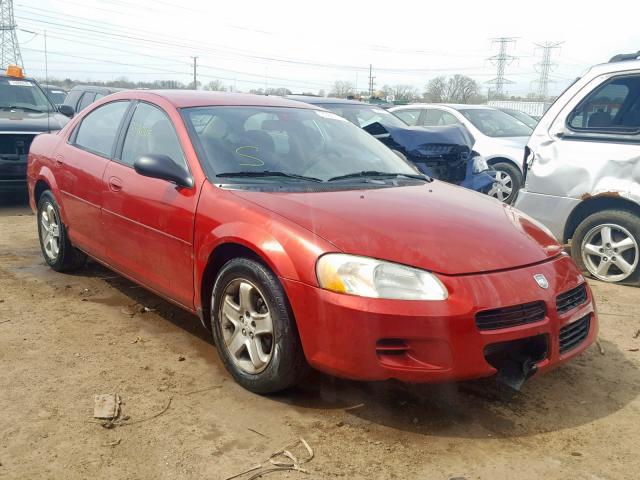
[534, 274, 549, 289]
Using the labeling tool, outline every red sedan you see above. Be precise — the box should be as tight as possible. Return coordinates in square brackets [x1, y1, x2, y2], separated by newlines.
[27, 91, 597, 393]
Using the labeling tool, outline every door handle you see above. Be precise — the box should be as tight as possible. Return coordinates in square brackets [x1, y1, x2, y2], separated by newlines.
[55, 155, 63, 167]
[108, 176, 123, 192]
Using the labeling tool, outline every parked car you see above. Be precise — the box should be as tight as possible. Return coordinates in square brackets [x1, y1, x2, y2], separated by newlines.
[63, 85, 124, 116]
[28, 90, 596, 393]
[41, 84, 68, 105]
[498, 108, 539, 129]
[291, 96, 495, 193]
[0, 66, 71, 193]
[389, 104, 533, 203]
[515, 52, 640, 284]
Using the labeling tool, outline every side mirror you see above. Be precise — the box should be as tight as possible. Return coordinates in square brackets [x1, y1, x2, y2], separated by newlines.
[57, 104, 74, 117]
[362, 121, 390, 138]
[134, 154, 194, 188]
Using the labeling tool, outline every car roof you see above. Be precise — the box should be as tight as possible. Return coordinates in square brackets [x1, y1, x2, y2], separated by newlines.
[286, 95, 364, 105]
[106, 90, 321, 109]
[0, 73, 39, 83]
[70, 85, 126, 93]
[390, 103, 494, 111]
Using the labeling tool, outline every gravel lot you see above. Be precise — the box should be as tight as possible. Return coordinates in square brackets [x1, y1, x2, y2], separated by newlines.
[1, 195, 639, 480]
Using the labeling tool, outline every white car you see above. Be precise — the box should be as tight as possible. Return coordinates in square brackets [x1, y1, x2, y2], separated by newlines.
[389, 104, 533, 203]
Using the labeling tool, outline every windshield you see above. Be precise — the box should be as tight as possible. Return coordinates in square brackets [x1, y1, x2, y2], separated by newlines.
[44, 87, 67, 105]
[0, 77, 55, 112]
[182, 106, 419, 182]
[320, 104, 408, 129]
[459, 108, 533, 137]
[501, 109, 538, 129]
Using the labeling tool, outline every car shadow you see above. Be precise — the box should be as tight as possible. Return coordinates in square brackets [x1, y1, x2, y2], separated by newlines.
[52, 261, 640, 440]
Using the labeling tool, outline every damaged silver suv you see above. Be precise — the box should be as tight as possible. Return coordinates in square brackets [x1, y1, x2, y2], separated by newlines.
[515, 52, 640, 284]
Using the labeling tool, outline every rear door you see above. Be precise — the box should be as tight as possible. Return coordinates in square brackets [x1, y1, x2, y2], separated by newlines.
[101, 101, 198, 307]
[57, 100, 131, 259]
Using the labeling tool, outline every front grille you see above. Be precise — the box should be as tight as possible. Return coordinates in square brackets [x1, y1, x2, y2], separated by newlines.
[0, 134, 35, 161]
[475, 301, 546, 331]
[559, 314, 591, 354]
[556, 283, 588, 314]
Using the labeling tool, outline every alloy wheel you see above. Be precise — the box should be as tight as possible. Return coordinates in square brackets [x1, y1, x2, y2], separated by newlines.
[487, 170, 513, 202]
[40, 202, 61, 261]
[581, 223, 638, 282]
[218, 279, 274, 374]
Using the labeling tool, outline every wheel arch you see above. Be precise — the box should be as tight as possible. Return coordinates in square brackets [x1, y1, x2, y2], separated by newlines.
[486, 156, 521, 171]
[563, 195, 640, 243]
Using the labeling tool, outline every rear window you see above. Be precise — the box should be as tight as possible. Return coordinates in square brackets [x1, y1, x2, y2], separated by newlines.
[74, 101, 129, 157]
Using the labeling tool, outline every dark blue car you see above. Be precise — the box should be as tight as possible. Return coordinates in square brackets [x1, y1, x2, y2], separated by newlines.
[289, 96, 495, 193]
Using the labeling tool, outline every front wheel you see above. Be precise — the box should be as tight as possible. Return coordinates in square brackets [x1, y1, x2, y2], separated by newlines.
[487, 161, 522, 204]
[571, 209, 640, 284]
[210, 257, 308, 394]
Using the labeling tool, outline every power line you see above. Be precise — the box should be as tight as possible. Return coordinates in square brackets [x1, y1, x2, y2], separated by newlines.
[534, 41, 563, 101]
[486, 37, 518, 97]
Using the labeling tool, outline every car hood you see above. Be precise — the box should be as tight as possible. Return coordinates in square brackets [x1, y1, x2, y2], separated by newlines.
[230, 182, 562, 275]
[382, 123, 474, 152]
[0, 110, 69, 132]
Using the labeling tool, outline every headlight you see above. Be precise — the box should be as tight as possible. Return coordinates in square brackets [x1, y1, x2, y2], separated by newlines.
[316, 254, 448, 300]
[472, 155, 489, 173]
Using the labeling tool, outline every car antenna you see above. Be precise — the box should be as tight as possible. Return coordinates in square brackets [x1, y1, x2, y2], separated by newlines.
[44, 29, 50, 133]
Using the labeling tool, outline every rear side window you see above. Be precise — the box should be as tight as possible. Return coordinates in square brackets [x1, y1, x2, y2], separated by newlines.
[568, 75, 640, 133]
[74, 101, 129, 157]
[393, 109, 422, 126]
[77, 92, 96, 112]
[121, 102, 186, 168]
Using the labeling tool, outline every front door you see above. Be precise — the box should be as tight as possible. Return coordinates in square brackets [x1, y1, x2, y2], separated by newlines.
[101, 101, 198, 308]
[57, 100, 130, 258]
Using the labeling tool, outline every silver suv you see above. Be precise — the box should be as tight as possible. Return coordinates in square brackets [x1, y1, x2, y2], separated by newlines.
[515, 52, 640, 284]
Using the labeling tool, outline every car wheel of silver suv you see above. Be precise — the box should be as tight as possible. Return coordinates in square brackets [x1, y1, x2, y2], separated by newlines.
[572, 209, 640, 284]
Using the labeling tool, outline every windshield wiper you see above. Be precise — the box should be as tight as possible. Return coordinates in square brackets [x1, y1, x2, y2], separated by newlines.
[327, 170, 431, 182]
[216, 171, 323, 182]
[1, 105, 47, 113]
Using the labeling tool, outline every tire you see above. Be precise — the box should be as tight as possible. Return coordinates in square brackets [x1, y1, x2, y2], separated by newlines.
[488, 161, 522, 204]
[210, 257, 308, 394]
[571, 209, 640, 284]
[37, 190, 86, 272]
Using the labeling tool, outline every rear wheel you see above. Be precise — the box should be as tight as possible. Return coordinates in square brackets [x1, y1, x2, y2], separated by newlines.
[37, 190, 86, 272]
[571, 209, 640, 284]
[210, 257, 308, 394]
[488, 161, 522, 204]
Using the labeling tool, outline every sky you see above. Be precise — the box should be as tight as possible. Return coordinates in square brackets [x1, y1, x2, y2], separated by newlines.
[14, 0, 640, 97]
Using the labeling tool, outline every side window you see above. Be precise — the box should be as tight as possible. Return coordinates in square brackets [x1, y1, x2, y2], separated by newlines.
[74, 101, 130, 157]
[64, 90, 82, 109]
[77, 92, 96, 112]
[94, 93, 105, 101]
[568, 75, 640, 133]
[393, 109, 422, 126]
[121, 102, 186, 168]
[440, 112, 460, 125]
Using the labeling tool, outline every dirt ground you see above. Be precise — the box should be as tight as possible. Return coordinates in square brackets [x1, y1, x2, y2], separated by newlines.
[0, 193, 639, 480]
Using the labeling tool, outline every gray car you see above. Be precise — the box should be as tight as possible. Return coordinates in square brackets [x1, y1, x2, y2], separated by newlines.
[389, 104, 532, 203]
[515, 52, 640, 284]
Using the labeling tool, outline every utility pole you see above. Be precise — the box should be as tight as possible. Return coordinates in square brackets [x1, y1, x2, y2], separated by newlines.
[368, 64, 375, 97]
[191, 56, 198, 89]
[534, 41, 563, 101]
[486, 37, 518, 98]
[0, 0, 23, 69]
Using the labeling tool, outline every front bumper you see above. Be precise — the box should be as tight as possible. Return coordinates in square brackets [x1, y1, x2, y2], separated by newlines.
[283, 254, 596, 382]
[0, 157, 27, 192]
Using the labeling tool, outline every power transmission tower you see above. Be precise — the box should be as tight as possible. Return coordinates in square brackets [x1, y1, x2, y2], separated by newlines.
[0, 0, 23, 69]
[486, 37, 517, 98]
[534, 41, 563, 101]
